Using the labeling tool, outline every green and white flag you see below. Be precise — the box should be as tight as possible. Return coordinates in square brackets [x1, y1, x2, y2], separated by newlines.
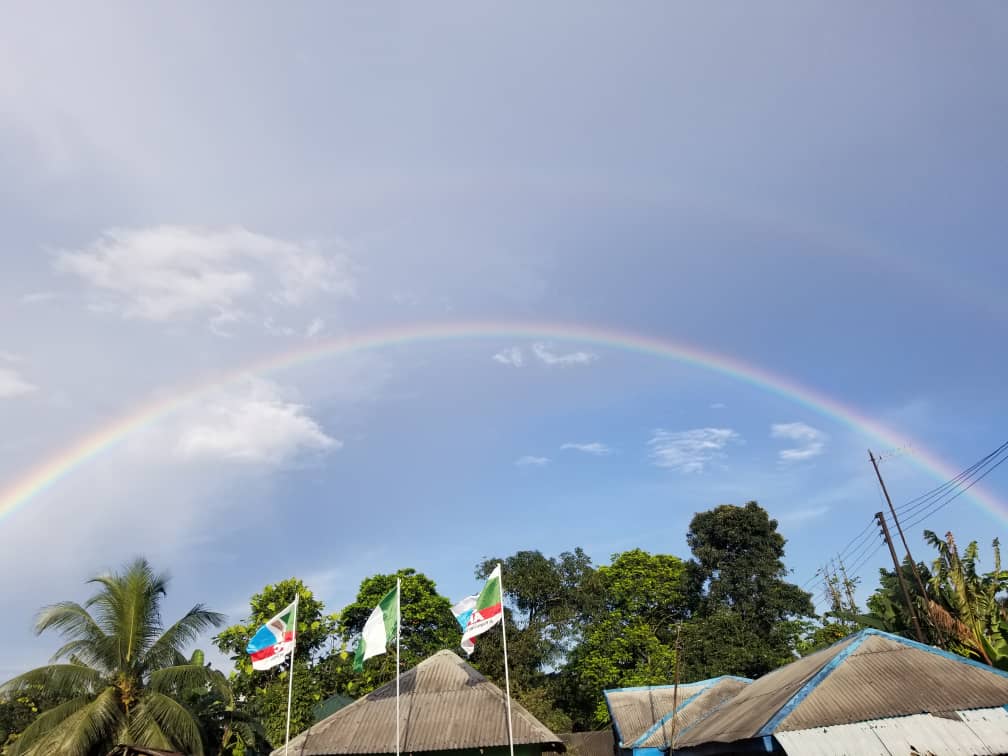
[354, 584, 399, 671]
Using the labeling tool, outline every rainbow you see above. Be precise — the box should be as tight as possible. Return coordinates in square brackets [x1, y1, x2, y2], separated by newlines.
[0, 321, 1001, 523]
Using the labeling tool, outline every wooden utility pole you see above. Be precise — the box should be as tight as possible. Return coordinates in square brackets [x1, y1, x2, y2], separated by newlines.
[869, 450, 928, 597]
[876, 511, 925, 642]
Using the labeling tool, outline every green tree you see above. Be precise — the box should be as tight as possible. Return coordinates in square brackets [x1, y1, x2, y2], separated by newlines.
[472, 550, 596, 692]
[337, 569, 458, 695]
[560, 549, 687, 729]
[214, 579, 337, 748]
[0, 558, 224, 756]
[684, 502, 814, 678]
[180, 651, 271, 756]
[922, 530, 1008, 668]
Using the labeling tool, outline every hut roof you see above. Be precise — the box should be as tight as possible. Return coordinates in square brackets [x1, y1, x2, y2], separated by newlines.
[603, 677, 751, 749]
[277, 650, 565, 755]
[675, 628, 1008, 751]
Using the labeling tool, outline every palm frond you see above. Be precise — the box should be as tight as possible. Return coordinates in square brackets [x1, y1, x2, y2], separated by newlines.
[1, 664, 103, 699]
[140, 690, 205, 756]
[49, 685, 124, 756]
[143, 605, 225, 673]
[147, 663, 222, 697]
[5, 695, 92, 756]
[85, 558, 169, 670]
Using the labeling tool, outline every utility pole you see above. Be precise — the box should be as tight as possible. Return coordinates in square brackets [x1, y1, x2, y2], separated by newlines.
[876, 511, 925, 643]
[869, 450, 928, 597]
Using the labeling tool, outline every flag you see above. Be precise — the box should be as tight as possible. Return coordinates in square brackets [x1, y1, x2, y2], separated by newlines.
[354, 584, 399, 671]
[459, 564, 503, 655]
[246, 598, 297, 671]
[452, 594, 479, 654]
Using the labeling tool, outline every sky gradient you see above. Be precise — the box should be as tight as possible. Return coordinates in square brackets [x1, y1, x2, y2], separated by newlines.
[1, 1, 1006, 677]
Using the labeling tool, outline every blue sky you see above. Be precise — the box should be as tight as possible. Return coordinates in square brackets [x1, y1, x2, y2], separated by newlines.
[1, 2, 1006, 677]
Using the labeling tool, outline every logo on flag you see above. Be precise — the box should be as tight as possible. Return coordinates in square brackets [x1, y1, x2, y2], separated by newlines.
[457, 565, 504, 655]
[246, 598, 297, 671]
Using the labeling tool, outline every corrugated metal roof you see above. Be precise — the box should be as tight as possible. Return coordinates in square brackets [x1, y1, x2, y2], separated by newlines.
[604, 683, 712, 746]
[559, 730, 616, 756]
[774, 707, 1008, 755]
[676, 629, 1008, 751]
[276, 650, 564, 755]
[674, 636, 856, 748]
[633, 678, 750, 749]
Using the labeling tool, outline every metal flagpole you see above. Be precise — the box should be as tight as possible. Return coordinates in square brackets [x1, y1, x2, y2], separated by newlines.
[498, 563, 515, 756]
[285, 593, 299, 756]
[396, 578, 401, 756]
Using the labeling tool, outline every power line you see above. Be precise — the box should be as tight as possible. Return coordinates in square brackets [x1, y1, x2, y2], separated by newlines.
[894, 440, 1008, 519]
[903, 450, 1008, 531]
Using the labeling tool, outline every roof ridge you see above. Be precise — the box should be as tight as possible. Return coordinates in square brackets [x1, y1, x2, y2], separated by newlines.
[629, 683, 716, 747]
[754, 633, 871, 737]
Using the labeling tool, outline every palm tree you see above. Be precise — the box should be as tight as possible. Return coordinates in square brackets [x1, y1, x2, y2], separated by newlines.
[1, 558, 224, 756]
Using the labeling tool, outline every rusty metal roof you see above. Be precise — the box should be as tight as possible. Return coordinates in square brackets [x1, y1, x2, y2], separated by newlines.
[676, 629, 1008, 751]
[559, 730, 616, 756]
[276, 650, 565, 755]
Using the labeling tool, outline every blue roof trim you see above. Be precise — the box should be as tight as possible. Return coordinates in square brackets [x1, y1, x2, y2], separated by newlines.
[755, 633, 871, 736]
[859, 627, 1008, 680]
[603, 675, 752, 696]
[605, 676, 753, 748]
[603, 690, 626, 747]
[630, 687, 711, 747]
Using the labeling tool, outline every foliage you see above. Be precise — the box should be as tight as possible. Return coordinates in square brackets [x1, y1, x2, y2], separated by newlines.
[0, 557, 224, 756]
[214, 579, 337, 748]
[472, 550, 596, 693]
[922, 530, 1008, 668]
[338, 568, 458, 695]
[559, 550, 686, 728]
[684, 502, 815, 678]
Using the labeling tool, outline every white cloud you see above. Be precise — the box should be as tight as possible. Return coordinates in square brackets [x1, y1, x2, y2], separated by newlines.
[174, 378, 339, 464]
[306, 317, 325, 338]
[492, 347, 524, 367]
[532, 342, 597, 366]
[515, 455, 550, 467]
[55, 226, 356, 325]
[0, 351, 23, 363]
[710, 402, 727, 409]
[561, 442, 613, 456]
[771, 422, 827, 462]
[778, 505, 830, 524]
[20, 291, 59, 304]
[0, 367, 37, 398]
[648, 427, 741, 473]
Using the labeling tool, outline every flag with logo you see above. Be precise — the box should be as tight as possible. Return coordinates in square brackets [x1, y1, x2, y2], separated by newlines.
[459, 565, 503, 655]
[246, 598, 297, 670]
[354, 584, 399, 671]
[452, 594, 480, 654]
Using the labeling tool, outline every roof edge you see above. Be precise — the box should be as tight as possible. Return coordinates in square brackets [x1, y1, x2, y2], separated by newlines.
[858, 627, 1008, 680]
[630, 686, 711, 748]
[755, 632, 871, 737]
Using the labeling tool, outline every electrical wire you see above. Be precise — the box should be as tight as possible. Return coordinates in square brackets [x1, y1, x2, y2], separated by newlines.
[902, 450, 1008, 531]
[894, 440, 1008, 519]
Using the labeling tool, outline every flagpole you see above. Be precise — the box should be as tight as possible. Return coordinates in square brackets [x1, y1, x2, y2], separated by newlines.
[498, 564, 515, 756]
[396, 578, 401, 756]
[285, 593, 299, 756]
